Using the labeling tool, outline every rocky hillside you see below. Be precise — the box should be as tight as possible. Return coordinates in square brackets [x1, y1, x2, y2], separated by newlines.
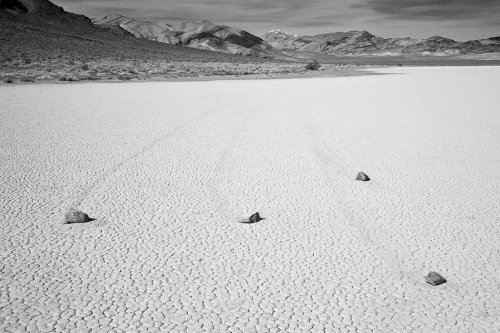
[93, 15, 287, 59]
[0, 0, 288, 63]
[0, 0, 93, 29]
[1, 0, 307, 83]
[261, 30, 500, 56]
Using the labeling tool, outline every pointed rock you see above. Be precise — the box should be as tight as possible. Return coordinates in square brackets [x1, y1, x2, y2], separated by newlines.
[425, 272, 447, 286]
[239, 212, 264, 223]
[249, 212, 262, 223]
[356, 172, 370, 181]
[63, 210, 90, 224]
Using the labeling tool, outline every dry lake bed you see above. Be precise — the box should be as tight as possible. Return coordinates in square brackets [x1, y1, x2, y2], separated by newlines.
[1, 66, 499, 332]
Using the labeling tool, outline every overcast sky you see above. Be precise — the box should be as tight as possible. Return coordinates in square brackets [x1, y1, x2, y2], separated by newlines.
[53, 0, 500, 41]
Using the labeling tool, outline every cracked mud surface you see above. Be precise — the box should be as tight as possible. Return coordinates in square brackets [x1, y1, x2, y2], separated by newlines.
[1, 67, 499, 332]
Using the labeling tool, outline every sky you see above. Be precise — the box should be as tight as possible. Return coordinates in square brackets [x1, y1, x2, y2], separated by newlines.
[53, 0, 500, 41]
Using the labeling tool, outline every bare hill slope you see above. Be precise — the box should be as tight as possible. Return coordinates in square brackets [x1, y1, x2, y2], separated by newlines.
[93, 14, 288, 59]
[0, 0, 306, 82]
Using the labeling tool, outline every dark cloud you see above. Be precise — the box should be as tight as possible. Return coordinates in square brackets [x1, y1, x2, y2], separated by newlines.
[356, 0, 500, 21]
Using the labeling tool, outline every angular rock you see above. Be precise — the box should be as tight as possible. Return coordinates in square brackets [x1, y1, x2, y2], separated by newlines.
[63, 210, 90, 224]
[249, 212, 262, 223]
[425, 272, 447, 286]
[356, 172, 370, 181]
[239, 212, 264, 223]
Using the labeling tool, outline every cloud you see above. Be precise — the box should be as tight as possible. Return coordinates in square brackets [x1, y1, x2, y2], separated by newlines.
[53, 0, 352, 24]
[52, 0, 499, 40]
[355, 0, 500, 21]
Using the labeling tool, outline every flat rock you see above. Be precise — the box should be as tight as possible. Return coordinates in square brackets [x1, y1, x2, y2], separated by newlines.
[63, 210, 90, 224]
[356, 172, 370, 181]
[425, 271, 447, 286]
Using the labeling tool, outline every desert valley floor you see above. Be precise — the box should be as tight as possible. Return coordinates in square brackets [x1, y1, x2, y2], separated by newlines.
[1, 67, 499, 332]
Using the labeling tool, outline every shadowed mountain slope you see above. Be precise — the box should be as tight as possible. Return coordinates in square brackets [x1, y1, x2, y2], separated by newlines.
[0, 0, 93, 28]
[0, 0, 27, 12]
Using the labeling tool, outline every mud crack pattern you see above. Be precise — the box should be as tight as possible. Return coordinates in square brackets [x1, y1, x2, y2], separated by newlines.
[1, 68, 500, 332]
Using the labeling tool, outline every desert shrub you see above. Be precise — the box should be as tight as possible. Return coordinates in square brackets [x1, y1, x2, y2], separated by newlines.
[20, 77, 35, 82]
[306, 60, 321, 71]
[81, 63, 89, 71]
[4, 79, 14, 83]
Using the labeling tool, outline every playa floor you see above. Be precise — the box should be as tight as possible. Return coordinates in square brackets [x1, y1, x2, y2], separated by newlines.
[1, 67, 499, 332]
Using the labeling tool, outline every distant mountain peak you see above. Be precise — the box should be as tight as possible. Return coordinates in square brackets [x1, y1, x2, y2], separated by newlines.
[261, 30, 299, 38]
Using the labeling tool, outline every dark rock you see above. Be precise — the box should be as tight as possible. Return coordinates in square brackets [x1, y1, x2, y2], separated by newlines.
[356, 172, 370, 181]
[63, 210, 90, 224]
[305, 60, 321, 71]
[249, 212, 262, 223]
[239, 212, 264, 223]
[425, 272, 447, 286]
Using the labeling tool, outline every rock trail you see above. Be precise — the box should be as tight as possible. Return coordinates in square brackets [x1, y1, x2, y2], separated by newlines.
[1, 67, 500, 332]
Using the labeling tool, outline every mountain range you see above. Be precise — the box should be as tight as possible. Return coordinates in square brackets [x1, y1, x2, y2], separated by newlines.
[261, 30, 500, 56]
[1, 0, 500, 64]
[93, 15, 500, 58]
[93, 14, 286, 59]
[2, 0, 304, 83]
[0, 0, 274, 63]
